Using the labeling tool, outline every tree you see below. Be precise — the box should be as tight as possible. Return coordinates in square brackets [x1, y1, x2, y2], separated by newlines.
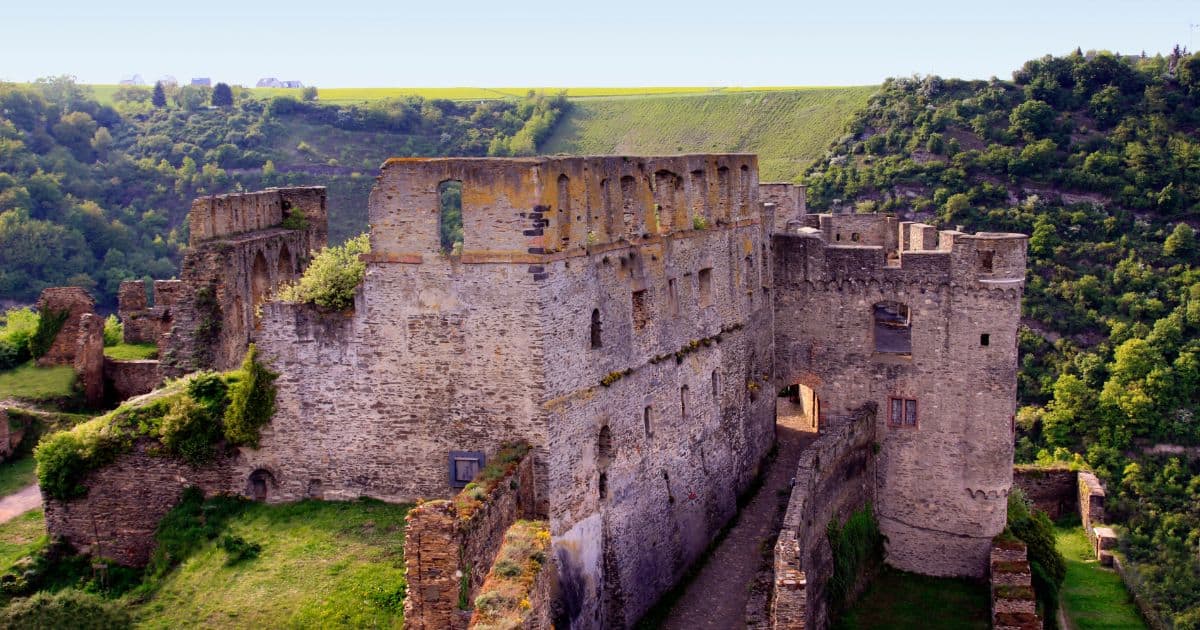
[1163, 223, 1196, 259]
[1008, 99, 1056, 138]
[152, 81, 167, 108]
[301, 86, 318, 102]
[212, 82, 233, 107]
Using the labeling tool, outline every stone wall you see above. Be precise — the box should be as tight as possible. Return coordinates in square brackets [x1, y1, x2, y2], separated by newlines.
[42, 440, 237, 566]
[1078, 470, 1106, 532]
[404, 454, 538, 630]
[990, 540, 1041, 630]
[118, 280, 161, 344]
[760, 183, 806, 232]
[0, 409, 23, 463]
[74, 313, 105, 406]
[161, 187, 326, 377]
[1012, 465, 1077, 519]
[770, 404, 877, 630]
[103, 359, 161, 402]
[34, 287, 95, 367]
[772, 218, 1027, 578]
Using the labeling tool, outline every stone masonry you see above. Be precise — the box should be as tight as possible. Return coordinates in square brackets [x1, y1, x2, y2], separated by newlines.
[42, 156, 1026, 629]
[34, 287, 95, 367]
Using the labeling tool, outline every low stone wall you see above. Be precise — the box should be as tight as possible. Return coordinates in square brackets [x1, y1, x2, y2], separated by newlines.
[42, 439, 237, 566]
[405, 453, 539, 630]
[1077, 471, 1105, 533]
[770, 403, 877, 630]
[103, 358, 161, 403]
[989, 540, 1040, 630]
[468, 520, 555, 630]
[1012, 465, 1077, 519]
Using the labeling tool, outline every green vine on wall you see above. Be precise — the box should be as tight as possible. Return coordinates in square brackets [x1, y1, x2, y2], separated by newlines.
[826, 504, 886, 616]
[28, 308, 70, 359]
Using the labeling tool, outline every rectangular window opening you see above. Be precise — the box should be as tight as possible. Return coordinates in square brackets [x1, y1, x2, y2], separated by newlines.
[888, 397, 918, 428]
[668, 278, 679, 316]
[978, 250, 995, 274]
[698, 268, 713, 306]
[980, 333, 990, 346]
[632, 290, 648, 331]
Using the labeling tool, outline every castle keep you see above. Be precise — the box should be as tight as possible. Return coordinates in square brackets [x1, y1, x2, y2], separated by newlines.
[42, 155, 1026, 629]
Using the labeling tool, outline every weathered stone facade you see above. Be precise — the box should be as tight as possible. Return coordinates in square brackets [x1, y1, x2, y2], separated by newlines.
[1012, 465, 1077, 520]
[74, 313, 105, 406]
[990, 540, 1041, 630]
[118, 280, 161, 344]
[42, 156, 1026, 629]
[773, 214, 1027, 578]
[34, 287, 95, 367]
[102, 359, 161, 402]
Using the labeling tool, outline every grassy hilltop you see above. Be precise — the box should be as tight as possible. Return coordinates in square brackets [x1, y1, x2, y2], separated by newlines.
[542, 87, 877, 181]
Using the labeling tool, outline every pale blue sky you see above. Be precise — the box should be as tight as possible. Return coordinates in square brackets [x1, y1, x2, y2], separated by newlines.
[3, 0, 1196, 87]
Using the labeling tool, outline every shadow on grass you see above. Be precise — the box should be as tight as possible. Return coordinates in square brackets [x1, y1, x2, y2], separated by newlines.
[833, 567, 990, 630]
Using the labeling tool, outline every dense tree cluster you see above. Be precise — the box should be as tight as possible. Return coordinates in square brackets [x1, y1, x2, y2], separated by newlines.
[0, 77, 568, 307]
[805, 48, 1200, 625]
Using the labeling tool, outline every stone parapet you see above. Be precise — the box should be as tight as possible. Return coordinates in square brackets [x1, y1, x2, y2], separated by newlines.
[989, 540, 1041, 630]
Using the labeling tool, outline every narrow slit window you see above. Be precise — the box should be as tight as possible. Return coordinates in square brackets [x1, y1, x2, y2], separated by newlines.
[711, 370, 720, 399]
[680, 385, 688, 419]
[698, 268, 713, 306]
[632, 290, 648, 331]
[643, 406, 652, 437]
[668, 278, 679, 316]
[590, 309, 603, 348]
[438, 180, 463, 255]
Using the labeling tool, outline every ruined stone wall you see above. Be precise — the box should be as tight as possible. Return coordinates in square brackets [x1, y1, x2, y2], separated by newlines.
[990, 540, 1041, 630]
[117, 280, 159, 344]
[34, 287, 94, 367]
[771, 404, 877, 630]
[102, 359, 161, 402]
[161, 188, 326, 377]
[42, 440, 236, 566]
[773, 219, 1027, 578]
[1078, 471, 1106, 532]
[760, 183, 806, 232]
[1012, 466, 1077, 520]
[404, 454, 537, 630]
[74, 313, 105, 406]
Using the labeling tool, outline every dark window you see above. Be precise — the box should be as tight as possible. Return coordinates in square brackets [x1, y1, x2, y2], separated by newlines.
[889, 397, 918, 428]
[680, 385, 688, 419]
[851, 232, 861, 242]
[711, 370, 720, 399]
[449, 450, 485, 488]
[698, 268, 713, 306]
[980, 333, 990, 346]
[438, 180, 463, 255]
[978, 250, 994, 273]
[873, 301, 912, 356]
[668, 278, 679, 316]
[632, 290, 648, 331]
[644, 406, 653, 437]
[599, 472, 608, 500]
[590, 309, 603, 348]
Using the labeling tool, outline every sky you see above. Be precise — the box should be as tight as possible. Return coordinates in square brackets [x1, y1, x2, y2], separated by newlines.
[3, 0, 1197, 87]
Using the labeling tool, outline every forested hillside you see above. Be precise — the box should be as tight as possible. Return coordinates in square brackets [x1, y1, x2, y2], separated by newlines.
[805, 49, 1200, 626]
[0, 78, 567, 307]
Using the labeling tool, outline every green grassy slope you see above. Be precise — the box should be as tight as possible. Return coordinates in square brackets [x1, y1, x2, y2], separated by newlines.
[833, 567, 990, 629]
[541, 86, 877, 181]
[1055, 524, 1146, 630]
[135, 499, 410, 629]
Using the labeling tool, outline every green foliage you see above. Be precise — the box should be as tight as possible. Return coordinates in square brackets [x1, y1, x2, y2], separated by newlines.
[28, 308, 68, 359]
[151, 82, 166, 108]
[34, 347, 275, 500]
[101, 314, 122, 347]
[146, 486, 248, 579]
[438, 180, 463, 254]
[1054, 523, 1146, 629]
[276, 233, 368, 310]
[0, 308, 37, 371]
[219, 534, 261, 565]
[1006, 490, 1067, 622]
[102, 343, 157, 360]
[0, 363, 76, 402]
[222, 344, 278, 447]
[826, 504, 886, 615]
[211, 82, 233, 107]
[0, 588, 132, 629]
[833, 567, 990, 630]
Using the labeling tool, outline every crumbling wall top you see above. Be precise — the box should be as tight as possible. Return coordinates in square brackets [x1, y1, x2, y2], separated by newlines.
[188, 186, 326, 245]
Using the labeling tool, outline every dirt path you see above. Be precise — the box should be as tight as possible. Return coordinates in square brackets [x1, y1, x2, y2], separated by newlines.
[660, 414, 816, 630]
[0, 485, 41, 523]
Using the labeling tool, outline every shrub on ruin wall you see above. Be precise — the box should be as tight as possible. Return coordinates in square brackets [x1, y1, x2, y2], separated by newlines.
[826, 504, 886, 616]
[34, 347, 277, 500]
[28, 307, 69, 359]
[470, 519, 551, 630]
[276, 233, 368, 311]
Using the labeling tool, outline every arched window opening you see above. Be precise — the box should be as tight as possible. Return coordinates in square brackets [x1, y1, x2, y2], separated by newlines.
[438, 180, 463, 255]
[248, 469, 275, 502]
[277, 243, 292, 279]
[717, 166, 731, 219]
[850, 232, 861, 242]
[873, 301, 912, 356]
[978, 250, 995, 274]
[250, 251, 270, 307]
[590, 309, 603, 348]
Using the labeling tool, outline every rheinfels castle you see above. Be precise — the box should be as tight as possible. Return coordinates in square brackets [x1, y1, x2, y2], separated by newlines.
[41, 155, 1026, 629]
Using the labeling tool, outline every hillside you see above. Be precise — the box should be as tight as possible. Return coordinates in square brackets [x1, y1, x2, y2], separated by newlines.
[804, 49, 1200, 626]
[541, 87, 877, 181]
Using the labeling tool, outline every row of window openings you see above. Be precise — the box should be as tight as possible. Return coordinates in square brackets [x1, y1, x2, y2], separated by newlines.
[871, 302, 991, 355]
[590, 269, 715, 348]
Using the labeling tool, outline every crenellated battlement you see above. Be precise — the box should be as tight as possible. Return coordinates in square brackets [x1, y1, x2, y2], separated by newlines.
[364, 155, 760, 262]
[779, 213, 1026, 289]
[188, 186, 327, 245]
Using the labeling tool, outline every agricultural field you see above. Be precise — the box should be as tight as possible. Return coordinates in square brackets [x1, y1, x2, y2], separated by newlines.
[541, 86, 878, 181]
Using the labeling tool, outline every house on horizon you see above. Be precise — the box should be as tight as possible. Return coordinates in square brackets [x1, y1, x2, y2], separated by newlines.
[118, 74, 145, 86]
[255, 77, 303, 88]
[190, 78, 212, 87]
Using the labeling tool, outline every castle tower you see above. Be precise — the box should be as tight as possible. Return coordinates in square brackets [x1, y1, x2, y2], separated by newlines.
[772, 215, 1027, 577]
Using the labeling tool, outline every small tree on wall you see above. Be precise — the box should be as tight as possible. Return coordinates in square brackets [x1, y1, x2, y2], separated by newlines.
[212, 83, 234, 108]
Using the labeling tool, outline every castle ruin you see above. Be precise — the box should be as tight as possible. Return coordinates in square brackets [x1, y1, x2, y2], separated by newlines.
[41, 155, 1026, 629]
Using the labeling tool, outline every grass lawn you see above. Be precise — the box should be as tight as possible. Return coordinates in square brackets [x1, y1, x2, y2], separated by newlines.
[1055, 524, 1146, 630]
[0, 509, 46, 570]
[0, 457, 36, 497]
[834, 567, 990, 629]
[103, 343, 159, 361]
[135, 499, 411, 629]
[0, 362, 75, 401]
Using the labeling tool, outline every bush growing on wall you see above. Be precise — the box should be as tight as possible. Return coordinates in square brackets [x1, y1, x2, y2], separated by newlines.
[276, 233, 368, 310]
[27, 307, 69, 359]
[827, 504, 886, 615]
[222, 344, 278, 448]
[102, 314, 123, 347]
